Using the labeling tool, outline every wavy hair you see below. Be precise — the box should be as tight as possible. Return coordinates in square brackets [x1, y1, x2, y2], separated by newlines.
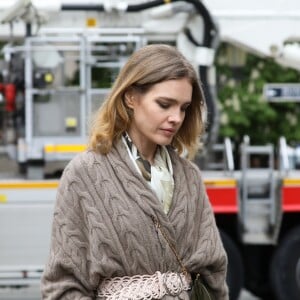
[89, 44, 206, 159]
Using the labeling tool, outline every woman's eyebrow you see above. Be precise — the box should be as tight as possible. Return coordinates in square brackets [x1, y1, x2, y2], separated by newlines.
[157, 96, 191, 104]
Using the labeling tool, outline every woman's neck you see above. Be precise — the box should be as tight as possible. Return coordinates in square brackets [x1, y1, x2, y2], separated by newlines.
[125, 131, 157, 164]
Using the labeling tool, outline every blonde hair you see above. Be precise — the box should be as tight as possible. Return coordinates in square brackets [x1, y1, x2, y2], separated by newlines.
[89, 44, 206, 159]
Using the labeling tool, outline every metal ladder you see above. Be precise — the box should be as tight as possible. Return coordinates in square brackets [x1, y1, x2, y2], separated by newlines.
[205, 137, 235, 172]
[239, 136, 279, 244]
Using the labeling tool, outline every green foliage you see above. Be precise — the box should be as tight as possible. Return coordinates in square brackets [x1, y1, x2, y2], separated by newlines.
[216, 43, 300, 146]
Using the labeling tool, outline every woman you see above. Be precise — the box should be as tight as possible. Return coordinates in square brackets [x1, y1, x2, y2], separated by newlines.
[41, 44, 228, 299]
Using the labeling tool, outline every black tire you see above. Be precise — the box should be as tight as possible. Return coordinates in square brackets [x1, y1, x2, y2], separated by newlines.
[297, 258, 300, 290]
[270, 226, 300, 300]
[220, 230, 244, 300]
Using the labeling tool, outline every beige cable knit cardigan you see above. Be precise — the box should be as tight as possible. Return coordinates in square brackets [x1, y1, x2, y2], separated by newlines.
[41, 139, 229, 300]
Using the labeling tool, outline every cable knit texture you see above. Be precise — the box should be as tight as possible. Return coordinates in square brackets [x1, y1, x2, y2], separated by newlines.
[41, 139, 229, 300]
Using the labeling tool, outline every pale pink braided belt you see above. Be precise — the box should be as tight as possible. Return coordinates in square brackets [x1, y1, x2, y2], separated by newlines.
[97, 271, 192, 299]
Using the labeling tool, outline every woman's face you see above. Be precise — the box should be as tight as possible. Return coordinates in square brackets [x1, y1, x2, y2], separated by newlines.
[126, 78, 192, 158]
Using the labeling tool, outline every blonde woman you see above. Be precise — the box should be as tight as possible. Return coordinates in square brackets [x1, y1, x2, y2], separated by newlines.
[41, 44, 228, 300]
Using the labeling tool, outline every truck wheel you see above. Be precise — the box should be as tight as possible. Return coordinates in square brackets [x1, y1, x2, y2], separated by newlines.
[296, 258, 300, 290]
[270, 226, 300, 300]
[220, 230, 244, 300]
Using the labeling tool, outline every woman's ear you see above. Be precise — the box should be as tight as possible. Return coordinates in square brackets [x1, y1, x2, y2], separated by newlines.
[124, 91, 135, 109]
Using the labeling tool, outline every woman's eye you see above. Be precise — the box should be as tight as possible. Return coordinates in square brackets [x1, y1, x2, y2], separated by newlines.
[158, 102, 170, 109]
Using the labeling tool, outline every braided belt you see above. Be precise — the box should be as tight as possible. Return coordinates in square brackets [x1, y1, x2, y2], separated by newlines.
[97, 271, 191, 300]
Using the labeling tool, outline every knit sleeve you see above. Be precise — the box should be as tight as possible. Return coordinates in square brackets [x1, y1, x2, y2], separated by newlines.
[41, 156, 99, 299]
[197, 176, 229, 300]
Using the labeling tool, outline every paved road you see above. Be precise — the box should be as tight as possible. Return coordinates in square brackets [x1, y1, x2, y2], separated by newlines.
[0, 285, 260, 300]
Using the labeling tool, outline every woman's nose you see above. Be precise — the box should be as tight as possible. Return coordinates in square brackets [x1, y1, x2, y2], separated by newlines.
[168, 109, 183, 123]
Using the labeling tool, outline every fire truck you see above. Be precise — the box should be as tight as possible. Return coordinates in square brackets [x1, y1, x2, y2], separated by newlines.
[0, 1, 300, 300]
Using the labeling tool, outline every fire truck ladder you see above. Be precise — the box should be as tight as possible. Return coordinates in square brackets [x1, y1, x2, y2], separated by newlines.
[204, 137, 235, 172]
[239, 136, 280, 244]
